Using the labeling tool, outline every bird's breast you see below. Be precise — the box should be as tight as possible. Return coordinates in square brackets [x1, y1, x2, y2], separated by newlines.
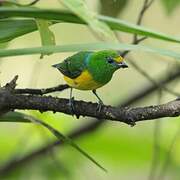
[64, 70, 103, 90]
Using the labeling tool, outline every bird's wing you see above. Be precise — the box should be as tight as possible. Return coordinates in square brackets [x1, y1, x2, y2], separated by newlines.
[56, 51, 92, 79]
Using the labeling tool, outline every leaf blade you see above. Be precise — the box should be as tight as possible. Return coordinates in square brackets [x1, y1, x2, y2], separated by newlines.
[0, 42, 180, 60]
[0, 19, 37, 43]
[35, 19, 56, 57]
[1, 7, 180, 43]
[0, 111, 30, 123]
[58, 0, 117, 42]
[0, 111, 107, 172]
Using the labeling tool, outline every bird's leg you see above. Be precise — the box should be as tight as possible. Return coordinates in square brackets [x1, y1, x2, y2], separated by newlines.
[68, 88, 76, 116]
[92, 89, 104, 112]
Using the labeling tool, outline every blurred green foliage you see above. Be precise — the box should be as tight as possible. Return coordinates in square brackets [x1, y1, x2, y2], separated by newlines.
[99, 0, 128, 17]
[161, 0, 180, 15]
[0, 0, 180, 180]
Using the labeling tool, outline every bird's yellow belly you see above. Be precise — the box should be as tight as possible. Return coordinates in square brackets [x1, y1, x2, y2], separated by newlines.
[64, 70, 103, 90]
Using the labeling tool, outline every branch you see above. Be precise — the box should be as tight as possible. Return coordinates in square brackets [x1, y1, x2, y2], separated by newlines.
[14, 84, 69, 95]
[0, 84, 179, 125]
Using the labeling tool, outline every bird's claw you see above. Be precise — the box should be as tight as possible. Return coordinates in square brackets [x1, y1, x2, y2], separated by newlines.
[96, 100, 104, 113]
[68, 97, 75, 115]
[128, 117, 136, 127]
[68, 97, 80, 119]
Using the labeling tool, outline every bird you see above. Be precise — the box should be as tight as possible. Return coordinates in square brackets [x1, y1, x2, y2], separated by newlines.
[52, 50, 128, 114]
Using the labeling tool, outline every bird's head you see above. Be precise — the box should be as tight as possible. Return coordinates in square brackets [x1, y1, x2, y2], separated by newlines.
[89, 50, 128, 72]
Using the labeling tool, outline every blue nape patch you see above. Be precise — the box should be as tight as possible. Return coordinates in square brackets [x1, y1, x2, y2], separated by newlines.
[84, 52, 92, 66]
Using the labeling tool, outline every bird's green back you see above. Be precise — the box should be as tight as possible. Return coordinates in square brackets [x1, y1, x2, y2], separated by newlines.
[53, 51, 92, 79]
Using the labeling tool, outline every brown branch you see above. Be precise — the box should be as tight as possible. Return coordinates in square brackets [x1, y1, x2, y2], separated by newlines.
[0, 81, 179, 125]
[4, 75, 18, 91]
[14, 84, 69, 95]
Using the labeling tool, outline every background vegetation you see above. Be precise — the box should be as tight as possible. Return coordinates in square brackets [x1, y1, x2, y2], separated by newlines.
[0, 0, 180, 179]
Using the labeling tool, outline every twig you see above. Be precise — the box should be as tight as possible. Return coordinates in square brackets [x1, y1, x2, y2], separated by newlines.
[127, 60, 180, 97]
[121, 0, 155, 57]
[27, 0, 40, 6]
[137, 0, 154, 25]
[119, 67, 180, 107]
[4, 75, 18, 91]
[14, 84, 69, 95]
[133, 0, 155, 42]
[121, 0, 180, 99]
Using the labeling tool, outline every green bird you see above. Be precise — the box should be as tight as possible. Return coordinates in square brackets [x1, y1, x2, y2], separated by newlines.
[52, 50, 128, 113]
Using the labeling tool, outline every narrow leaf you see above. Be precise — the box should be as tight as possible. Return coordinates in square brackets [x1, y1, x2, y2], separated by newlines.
[1, 7, 180, 43]
[0, 111, 107, 172]
[0, 42, 180, 60]
[35, 19, 56, 57]
[0, 111, 30, 123]
[59, 0, 117, 42]
[32, 118, 107, 172]
[0, 19, 37, 43]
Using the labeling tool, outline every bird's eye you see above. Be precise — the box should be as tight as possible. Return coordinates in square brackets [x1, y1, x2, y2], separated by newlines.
[107, 57, 114, 64]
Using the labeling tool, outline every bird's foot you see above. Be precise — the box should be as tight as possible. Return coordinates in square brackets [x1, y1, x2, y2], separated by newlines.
[127, 117, 136, 127]
[68, 97, 80, 119]
[96, 100, 104, 113]
[68, 96, 75, 115]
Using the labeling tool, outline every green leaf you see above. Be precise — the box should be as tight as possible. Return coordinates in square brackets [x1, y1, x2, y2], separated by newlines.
[1, 7, 180, 43]
[0, 0, 18, 7]
[58, 0, 117, 42]
[99, 0, 128, 17]
[0, 42, 180, 59]
[35, 19, 56, 57]
[0, 111, 107, 172]
[0, 19, 37, 43]
[0, 111, 30, 123]
[161, 0, 180, 15]
[0, 42, 9, 49]
[33, 119, 107, 172]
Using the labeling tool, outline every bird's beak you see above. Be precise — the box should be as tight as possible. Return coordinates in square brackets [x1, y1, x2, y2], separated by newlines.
[52, 64, 58, 68]
[114, 56, 128, 69]
[117, 61, 128, 68]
